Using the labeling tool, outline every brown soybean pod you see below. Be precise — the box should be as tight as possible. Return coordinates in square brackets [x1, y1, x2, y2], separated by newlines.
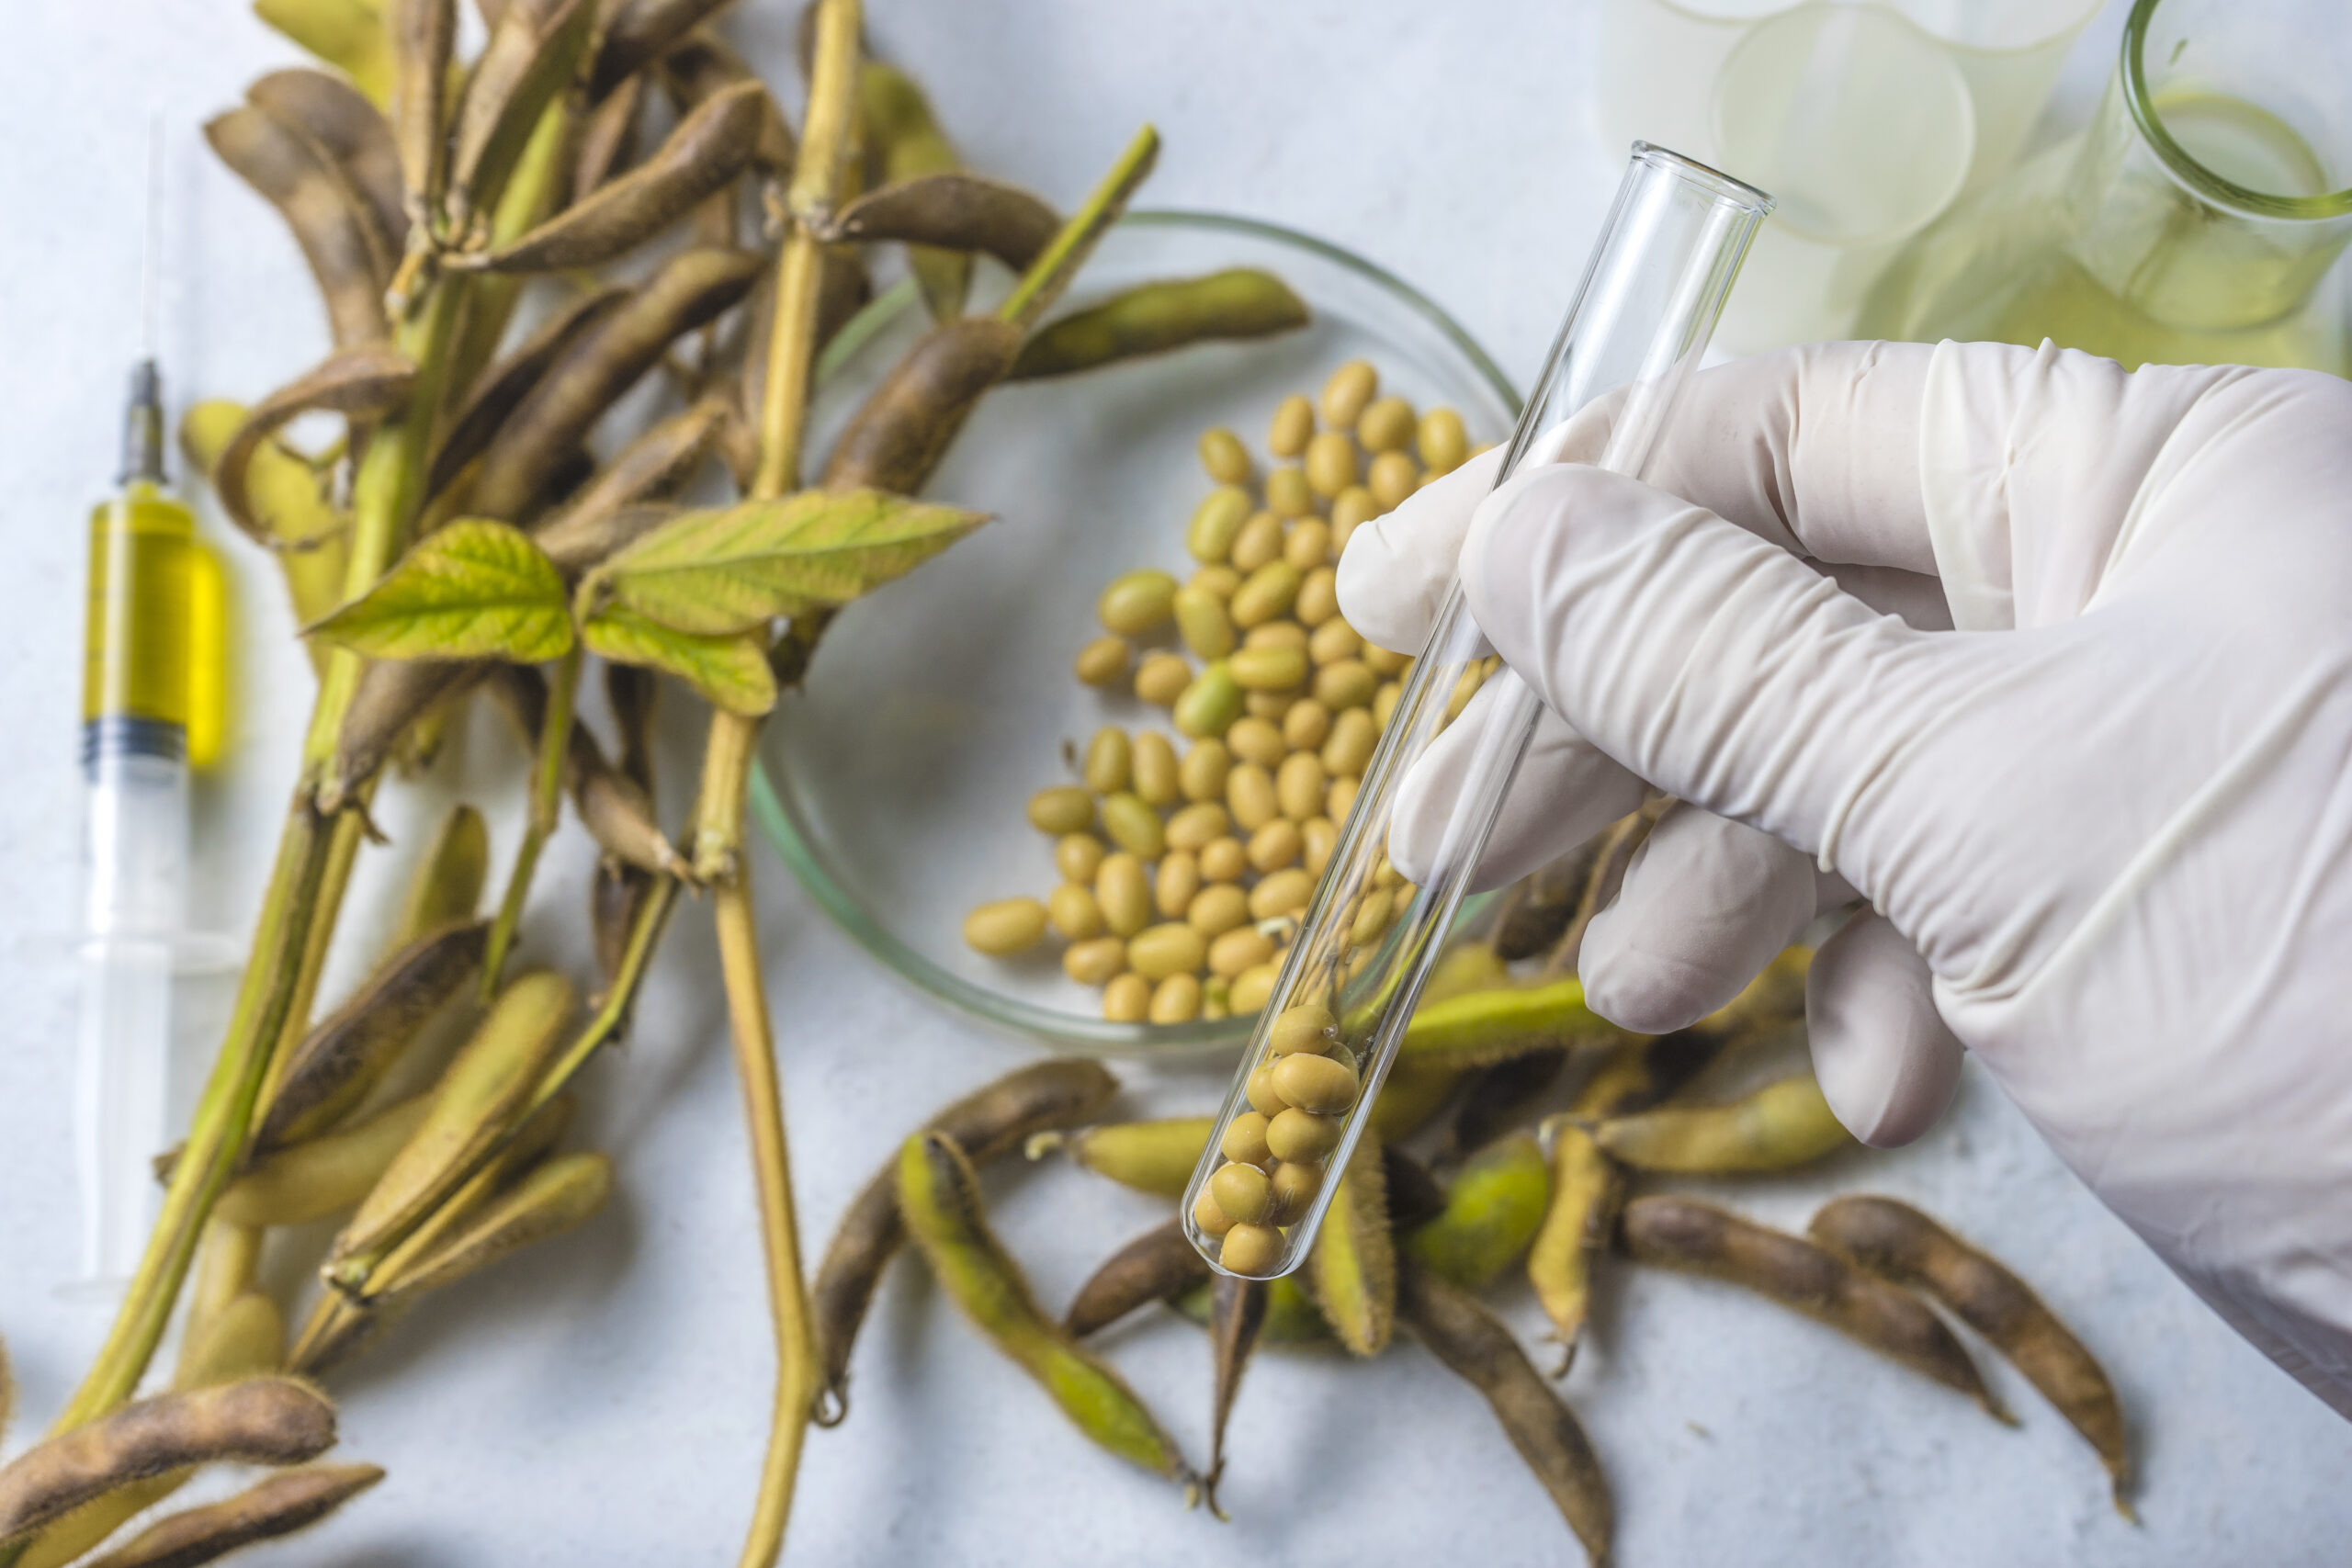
[485, 665, 688, 879]
[1619, 1196, 2010, 1420]
[469, 245, 763, 519]
[378, 1152, 613, 1302]
[1007, 269, 1311, 380]
[898, 1133, 1198, 1489]
[0, 1380, 337, 1547]
[860, 61, 969, 321]
[1026, 1117, 1213, 1198]
[393, 804, 491, 946]
[593, 660, 661, 999]
[386, 0, 454, 219]
[426, 285, 628, 500]
[1063, 1218, 1212, 1338]
[214, 344, 417, 546]
[820, 316, 1025, 495]
[1396, 1260, 1613, 1567]
[829, 173, 1062, 274]
[444, 0, 595, 231]
[658, 29, 796, 177]
[588, 0, 734, 99]
[1204, 1273, 1269, 1519]
[254, 919, 488, 1151]
[1438, 1047, 1569, 1168]
[1592, 1072, 1852, 1175]
[244, 69, 408, 258]
[1307, 1131, 1396, 1356]
[204, 105, 392, 346]
[533, 398, 729, 567]
[218, 1094, 434, 1227]
[811, 1060, 1118, 1423]
[324, 660, 492, 813]
[456, 81, 764, 273]
[85, 1463, 384, 1568]
[1809, 1195, 2132, 1507]
[573, 71, 647, 197]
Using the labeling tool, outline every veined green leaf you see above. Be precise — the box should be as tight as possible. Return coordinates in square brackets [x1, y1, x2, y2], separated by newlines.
[585, 487, 988, 636]
[581, 603, 775, 716]
[310, 519, 572, 661]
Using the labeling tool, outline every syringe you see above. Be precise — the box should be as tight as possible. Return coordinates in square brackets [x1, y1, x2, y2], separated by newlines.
[74, 123, 226, 1289]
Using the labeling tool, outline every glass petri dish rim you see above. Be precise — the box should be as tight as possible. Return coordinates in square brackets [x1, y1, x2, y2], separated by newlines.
[2122, 0, 2352, 221]
[748, 207, 1521, 1059]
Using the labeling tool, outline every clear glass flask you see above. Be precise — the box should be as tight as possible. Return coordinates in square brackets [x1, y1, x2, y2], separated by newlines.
[1182, 145, 1773, 1278]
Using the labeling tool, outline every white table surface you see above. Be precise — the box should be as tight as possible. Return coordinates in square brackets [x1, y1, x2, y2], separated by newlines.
[5, 3, 2349, 1564]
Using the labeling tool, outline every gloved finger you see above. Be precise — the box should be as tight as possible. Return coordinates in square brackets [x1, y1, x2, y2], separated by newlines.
[1576, 805, 1819, 1033]
[1805, 911, 1965, 1146]
[1385, 680, 1646, 893]
[1333, 443, 1509, 655]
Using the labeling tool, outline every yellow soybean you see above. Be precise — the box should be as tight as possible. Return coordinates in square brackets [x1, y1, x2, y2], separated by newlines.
[1227, 716, 1285, 767]
[1101, 792, 1165, 860]
[1359, 395, 1415, 453]
[1227, 763, 1278, 830]
[1419, 407, 1467, 474]
[1231, 645, 1308, 692]
[1285, 518, 1332, 571]
[1305, 430, 1357, 498]
[1029, 785, 1095, 834]
[1267, 1106, 1343, 1162]
[1248, 818, 1302, 874]
[1330, 485, 1379, 552]
[1208, 925, 1274, 978]
[1156, 852, 1201, 919]
[1055, 832, 1106, 884]
[1295, 566, 1340, 627]
[1250, 868, 1314, 920]
[1230, 509, 1284, 572]
[1099, 569, 1180, 636]
[965, 897, 1049, 954]
[1368, 450, 1418, 509]
[1283, 699, 1331, 751]
[1231, 964, 1281, 1013]
[1047, 883, 1104, 941]
[1178, 739, 1230, 803]
[1102, 973, 1152, 1021]
[1230, 561, 1302, 628]
[1166, 800, 1231, 852]
[1309, 617, 1362, 665]
[1064, 936, 1125, 985]
[1276, 752, 1327, 821]
[1129, 922, 1208, 980]
[1173, 584, 1236, 659]
[1321, 707, 1377, 775]
[1222, 1111, 1275, 1167]
[1268, 393, 1314, 457]
[1199, 836, 1248, 883]
[1315, 660, 1377, 711]
[1189, 884, 1250, 939]
[1273, 1052, 1359, 1114]
[1210, 1162, 1272, 1224]
[1186, 485, 1252, 562]
[1199, 428, 1252, 486]
[1095, 853, 1152, 938]
[1263, 466, 1312, 519]
[1270, 1003, 1336, 1055]
[1135, 652, 1193, 707]
[1075, 636, 1129, 687]
[1131, 732, 1180, 807]
[1173, 661, 1242, 737]
[1149, 973, 1202, 1023]
[1083, 728, 1132, 794]
[1303, 817, 1340, 874]
[1320, 359, 1377, 429]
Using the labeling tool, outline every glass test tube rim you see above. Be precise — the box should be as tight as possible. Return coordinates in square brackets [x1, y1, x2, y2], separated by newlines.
[1182, 145, 1773, 1280]
[2121, 0, 2352, 221]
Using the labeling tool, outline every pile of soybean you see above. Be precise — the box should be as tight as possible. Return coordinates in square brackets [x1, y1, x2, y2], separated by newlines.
[961, 358, 1487, 1021]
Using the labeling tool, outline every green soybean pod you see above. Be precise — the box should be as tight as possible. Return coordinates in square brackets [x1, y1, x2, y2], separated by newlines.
[1008, 269, 1310, 380]
[1401, 1132, 1552, 1292]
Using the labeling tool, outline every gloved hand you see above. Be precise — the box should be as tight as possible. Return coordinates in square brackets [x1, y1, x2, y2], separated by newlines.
[1335, 339, 2352, 1416]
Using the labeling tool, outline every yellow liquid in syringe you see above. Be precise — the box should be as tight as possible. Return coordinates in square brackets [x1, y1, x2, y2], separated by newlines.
[83, 480, 226, 767]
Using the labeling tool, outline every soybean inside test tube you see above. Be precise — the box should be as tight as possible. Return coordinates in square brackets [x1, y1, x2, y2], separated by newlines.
[1182, 145, 1775, 1278]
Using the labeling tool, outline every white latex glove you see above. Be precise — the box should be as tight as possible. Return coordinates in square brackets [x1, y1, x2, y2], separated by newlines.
[1335, 339, 2352, 1417]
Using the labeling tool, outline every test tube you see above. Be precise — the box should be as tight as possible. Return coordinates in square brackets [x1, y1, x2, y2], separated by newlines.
[1182, 145, 1773, 1278]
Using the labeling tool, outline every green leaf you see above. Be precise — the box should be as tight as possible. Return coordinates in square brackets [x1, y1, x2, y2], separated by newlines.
[310, 520, 573, 662]
[581, 603, 775, 716]
[586, 487, 988, 637]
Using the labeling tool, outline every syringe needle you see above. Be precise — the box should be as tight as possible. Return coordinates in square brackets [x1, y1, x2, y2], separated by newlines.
[141, 114, 163, 363]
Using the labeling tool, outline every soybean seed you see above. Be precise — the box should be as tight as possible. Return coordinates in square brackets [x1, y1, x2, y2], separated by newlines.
[1188, 486, 1251, 563]
[1231, 964, 1281, 1013]
[1223, 1111, 1276, 1167]
[1267, 1106, 1343, 1161]
[1363, 644, 1412, 677]
[1276, 752, 1327, 821]
[1208, 924, 1275, 978]
[1305, 430, 1357, 498]
[1245, 690, 1295, 722]
[1200, 427, 1253, 486]
[1227, 763, 1278, 830]
[1130, 922, 1208, 980]
[1096, 853, 1152, 937]
[1029, 785, 1095, 834]
[1419, 407, 1467, 473]
[1179, 739, 1230, 803]
[1310, 618, 1361, 665]
[1075, 636, 1130, 687]
[1084, 728, 1132, 794]
[1269, 394, 1314, 457]
[965, 897, 1048, 954]
[1315, 660, 1377, 711]
[1320, 359, 1378, 429]
[1250, 868, 1315, 920]
[1248, 818, 1303, 874]
[1373, 681, 1403, 728]
[1302, 817, 1340, 874]
[1211, 1162, 1272, 1224]
[1172, 661, 1243, 737]
[1230, 509, 1284, 571]
[1243, 621, 1309, 651]
[1368, 451, 1418, 509]
[1136, 652, 1193, 707]
[1048, 883, 1105, 941]
[1350, 886, 1395, 946]
[1230, 561, 1302, 628]
[1132, 732, 1180, 807]
[1065, 936, 1126, 985]
[1330, 485, 1379, 553]
[1358, 395, 1415, 453]
[1102, 792, 1165, 860]
[1328, 774, 1360, 822]
[1103, 972, 1152, 1021]
[1191, 562, 1241, 598]
[1100, 569, 1180, 636]
[1273, 1052, 1359, 1113]
[1264, 466, 1312, 519]
[1270, 1003, 1336, 1055]
[1232, 645, 1308, 692]
[1156, 852, 1201, 919]
[1193, 1185, 1237, 1237]
[1247, 1064, 1292, 1116]
[1204, 977, 1232, 1019]
[1189, 884, 1250, 938]
[1283, 699, 1332, 751]
[1056, 832, 1106, 884]
[1173, 585, 1236, 660]
[1167, 800, 1230, 852]
[1270, 1160, 1324, 1223]
[1219, 1222, 1283, 1275]
[1149, 973, 1203, 1023]
[1198, 837, 1249, 885]
[1286, 519, 1332, 572]
[1321, 708, 1376, 775]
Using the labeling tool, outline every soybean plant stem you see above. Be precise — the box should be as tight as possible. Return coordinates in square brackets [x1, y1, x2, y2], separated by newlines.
[483, 646, 582, 995]
[995, 124, 1160, 331]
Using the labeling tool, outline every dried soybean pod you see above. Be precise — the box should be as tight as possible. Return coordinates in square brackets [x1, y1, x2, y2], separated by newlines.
[533, 398, 729, 567]
[220, 1094, 433, 1226]
[378, 1152, 612, 1301]
[444, 0, 595, 231]
[85, 1463, 384, 1568]
[393, 805, 491, 946]
[255, 919, 487, 1150]
[456, 82, 764, 272]
[1308, 1132, 1395, 1355]
[244, 69, 408, 257]
[1403, 1133, 1552, 1292]
[588, 0, 733, 97]
[1620, 1196, 2008, 1419]
[1525, 1119, 1617, 1374]
[1397, 977, 1624, 1070]
[899, 1133, 1199, 1491]
[204, 105, 391, 346]
[1380, 1145, 1447, 1231]
[1203, 1273, 1268, 1519]
[1593, 1071, 1852, 1175]
[179, 401, 346, 670]
[573, 70, 647, 196]
[830, 174, 1062, 274]
[820, 315, 1024, 494]
[484, 665, 688, 878]
[1025, 1117, 1213, 1199]
[427, 285, 628, 499]
[1440, 1047, 1569, 1167]
[469, 245, 763, 519]
[1396, 1260, 1612, 1566]
[1009, 269, 1310, 380]
[812, 1060, 1119, 1422]
[0, 1380, 337, 1548]
[1810, 1196, 2131, 1507]
[1065, 1219, 1213, 1338]
[386, 0, 454, 220]
[214, 344, 416, 545]
[328, 970, 576, 1269]
[658, 29, 796, 176]
[859, 60, 970, 321]
[325, 660, 492, 811]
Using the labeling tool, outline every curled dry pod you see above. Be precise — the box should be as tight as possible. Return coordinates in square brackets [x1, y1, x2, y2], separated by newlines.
[572, 71, 647, 197]
[378, 1152, 612, 1302]
[1397, 977, 1626, 1071]
[254, 919, 488, 1150]
[85, 1463, 384, 1568]
[220, 1094, 433, 1227]
[454, 81, 764, 273]
[215, 345, 416, 546]
[659, 28, 795, 177]
[1204, 1274, 1268, 1520]
[1024, 1116, 1212, 1199]
[1620, 1195, 2009, 1420]
[814, 1061, 1119, 1422]
[1308, 1131, 1396, 1356]
[325, 660, 492, 812]
[444, 0, 595, 231]
[1065, 1218, 1211, 1338]
[858, 61, 967, 320]
[829, 173, 1061, 274]
[485, 666, 688, 879]
[898, 1133, 1198, 1491]
[1593, 1071, 1852, 1175]
[387, 0, 455, 221]
[428, 285, 628, 500]
[1008, 268, 1309, 381]
[1402, 1132, 1552, 1292]
[589, 0, 734, 99]
[1396, 1259, 1612, 1566]
[1811, 1195, 2132, 1510]
[0, 1380, 336, 1548]
[533, 397, 729, 570]
[328, 969, 576, 1272]
[820, 316, 1023, 495]
[205, 104, 393, 346]
[244, 69, 408, 257]
[179, 400, 346, 674]
[394, 804, 491, 946]
[469, 245, 763, 520]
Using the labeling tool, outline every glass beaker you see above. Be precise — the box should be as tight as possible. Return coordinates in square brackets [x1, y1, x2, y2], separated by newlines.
[1181, 145, 1773, 1279]
[1860, 0, 2352, 373]
[1886, 0, 2104, 197]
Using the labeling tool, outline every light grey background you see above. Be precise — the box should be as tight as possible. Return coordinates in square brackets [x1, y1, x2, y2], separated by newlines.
[3, 2, 2347, 1565]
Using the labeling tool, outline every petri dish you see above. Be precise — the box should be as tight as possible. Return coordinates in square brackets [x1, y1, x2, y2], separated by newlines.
[751, 209, 1521, 1059]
